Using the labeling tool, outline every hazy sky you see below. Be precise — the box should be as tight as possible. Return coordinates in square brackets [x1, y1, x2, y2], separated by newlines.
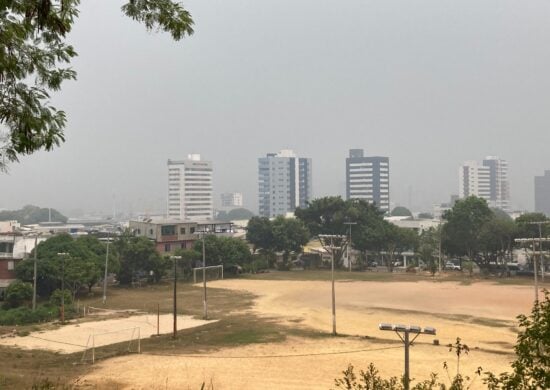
[2, 0, 550, 216]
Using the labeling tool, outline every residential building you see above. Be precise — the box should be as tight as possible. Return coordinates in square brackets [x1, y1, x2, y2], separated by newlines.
[535, 170, 550, 216]
[220, 192, 243, 209]
[258, 149, 312, 218]
[129, 219, 233, 255]
[459, 156, 510, 211]
[167, 154, 213, 221]
[345, 149, 390, 212]
[0, 233, 46, 291]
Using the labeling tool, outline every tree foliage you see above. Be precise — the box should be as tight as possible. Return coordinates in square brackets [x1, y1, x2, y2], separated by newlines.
[0, 0, 194, 169]
[113, 230, 165, 285]
[217, 208, 255, 222]
[3, 280, 33, 309]
[0, 205, 67, 224]
[391, 206, 413, 217]
[193, 235, 252, 267]
[15, 233, 116, 297]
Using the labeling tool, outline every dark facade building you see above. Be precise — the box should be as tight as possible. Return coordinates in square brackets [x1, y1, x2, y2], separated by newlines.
[345, 149, 390, 212]
[535, 170, 550, 216]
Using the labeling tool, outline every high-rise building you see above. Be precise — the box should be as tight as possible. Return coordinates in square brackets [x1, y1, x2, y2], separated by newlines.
[535, 170, 550, 216]
[345, 149, 390, 212]
[220, 192, 243, 209]
[258, 149, 312, 218]
[458, 156, 509, 210]
[167, 154, 213, 221]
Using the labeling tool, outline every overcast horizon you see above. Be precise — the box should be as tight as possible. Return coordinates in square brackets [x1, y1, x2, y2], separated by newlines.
[1, 0, 550, 216]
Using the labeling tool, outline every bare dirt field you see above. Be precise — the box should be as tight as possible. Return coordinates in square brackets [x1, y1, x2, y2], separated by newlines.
[0, 314, 214, 353]
[78, 278, 537, 389]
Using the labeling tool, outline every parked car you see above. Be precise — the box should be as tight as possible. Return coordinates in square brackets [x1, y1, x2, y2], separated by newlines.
[445, 261, 461, 271]
[367, 261, 378, 267]
[393, 261, 403, 267]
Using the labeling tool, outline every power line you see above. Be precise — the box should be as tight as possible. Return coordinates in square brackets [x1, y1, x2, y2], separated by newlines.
[143, 345, 403, 359]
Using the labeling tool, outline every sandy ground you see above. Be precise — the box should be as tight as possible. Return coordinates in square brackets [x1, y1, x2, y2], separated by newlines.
[0, 314, 215, 353]
[78, 279, 536, 389]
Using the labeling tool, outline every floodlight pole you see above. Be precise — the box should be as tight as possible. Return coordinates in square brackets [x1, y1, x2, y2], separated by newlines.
[533, 237, 539, 303]
[170, 255, 182, 339]
[344, 222, 357, 272]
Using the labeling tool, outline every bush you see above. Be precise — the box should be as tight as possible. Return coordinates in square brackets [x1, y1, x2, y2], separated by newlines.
[0, 306, 58, 325]
[3, 280, 33, 309]
[49, 289, 73, 307]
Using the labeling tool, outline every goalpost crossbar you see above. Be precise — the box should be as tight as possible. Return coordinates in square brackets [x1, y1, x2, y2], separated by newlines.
[193, 265, 224, 283]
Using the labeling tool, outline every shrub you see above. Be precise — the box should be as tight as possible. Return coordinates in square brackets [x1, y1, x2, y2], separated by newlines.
[49, 289, 73, 307]
[3, 280, 33, 309]
[0, 306, 58, 326]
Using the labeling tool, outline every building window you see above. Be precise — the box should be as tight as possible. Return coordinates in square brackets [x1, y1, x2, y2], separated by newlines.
[180, 227, 186, 235]
[181, 243, 186, 249]
[161, 225, 176, 236]
[190, 227, 196, 234]
[164, 244, 171, 252]
[149, 229, 153, 235]
[7, 261, 14, 270]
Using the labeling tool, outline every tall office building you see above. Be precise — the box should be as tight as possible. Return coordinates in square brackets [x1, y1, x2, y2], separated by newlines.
[345, 149, 390, 212]
[258, 149, 312, 218]
[459, 156, 509, 210]
[535, 170, 550, 216]
[167, 154, 213, 221]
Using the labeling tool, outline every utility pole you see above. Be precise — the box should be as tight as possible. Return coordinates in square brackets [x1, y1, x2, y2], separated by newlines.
[170, 255, 182, 339]
[533, 237, 538, 303]
[344, 222, 357, 272]
[32, 233, 41, 311]
[57, 253, 69, 323]
[102, 230, 110, 304]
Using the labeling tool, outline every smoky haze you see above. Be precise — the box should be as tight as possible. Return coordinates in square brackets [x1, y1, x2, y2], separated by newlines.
[1, 0, 550, 215]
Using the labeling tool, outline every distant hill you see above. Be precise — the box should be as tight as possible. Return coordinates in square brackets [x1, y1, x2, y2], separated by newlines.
[0, 205, 68, 224]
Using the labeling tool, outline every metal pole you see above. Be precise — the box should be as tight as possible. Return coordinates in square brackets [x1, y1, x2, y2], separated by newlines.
[533, 237, 539, 303]
[173, 256, 177, 339]
[61, 255, 65, 323]
[348, 225, 352, 272]
[404, 331, 410, 390]
[32, 234, 38, 311]
[102, 231, 110, 304]
[202, 235, 208, 320]
[157, 303, 160, 336]
[539, 224, 544, 282]
[331, 237, 336, 336]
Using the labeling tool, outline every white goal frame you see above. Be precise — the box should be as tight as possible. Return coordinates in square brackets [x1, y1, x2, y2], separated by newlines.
[193, 265, 224, 283]
[81, 326, 141, 364]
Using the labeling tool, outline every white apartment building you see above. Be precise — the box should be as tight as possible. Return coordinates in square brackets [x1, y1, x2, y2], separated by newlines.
[459, 156, 509, 211]
[220, 192, 243, 209]
[167, 154, 213, 221]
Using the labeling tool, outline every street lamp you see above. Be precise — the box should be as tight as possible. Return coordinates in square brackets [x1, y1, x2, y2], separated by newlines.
[57, 252, 69, 323]
[170, 255, 182, 339]
[379, 323, 437, 390]
[318, 234, 348, 336]
[343, 222, 357, 272]
[102, 229, 111, 304]
[515, 237, 550, 302]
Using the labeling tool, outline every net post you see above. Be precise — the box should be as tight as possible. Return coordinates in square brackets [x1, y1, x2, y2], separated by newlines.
[92, 335, 95, 364]
[221, 265, 224, 280]
[193, 268, 197, 284]
[138, 327, 141, 354]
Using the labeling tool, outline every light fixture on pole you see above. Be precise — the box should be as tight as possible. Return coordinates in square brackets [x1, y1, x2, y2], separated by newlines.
[170, 255, 182, 339]
[343, 222, 357, 272]
[379, 323, 437, 390]
[318, 234, 348, 336]
[515, 237, 550, 302]
[57, 252, 69, 324]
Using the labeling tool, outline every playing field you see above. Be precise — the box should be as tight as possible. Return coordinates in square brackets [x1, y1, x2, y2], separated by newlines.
[78, 277, 537, 389]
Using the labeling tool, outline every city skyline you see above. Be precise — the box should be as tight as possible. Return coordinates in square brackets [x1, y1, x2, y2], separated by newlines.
[1, 0, 549, 215]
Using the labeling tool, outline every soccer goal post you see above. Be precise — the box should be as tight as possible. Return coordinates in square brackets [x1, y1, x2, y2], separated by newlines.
[193, 265, 224, 283]
[81, 327, 141, 364]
